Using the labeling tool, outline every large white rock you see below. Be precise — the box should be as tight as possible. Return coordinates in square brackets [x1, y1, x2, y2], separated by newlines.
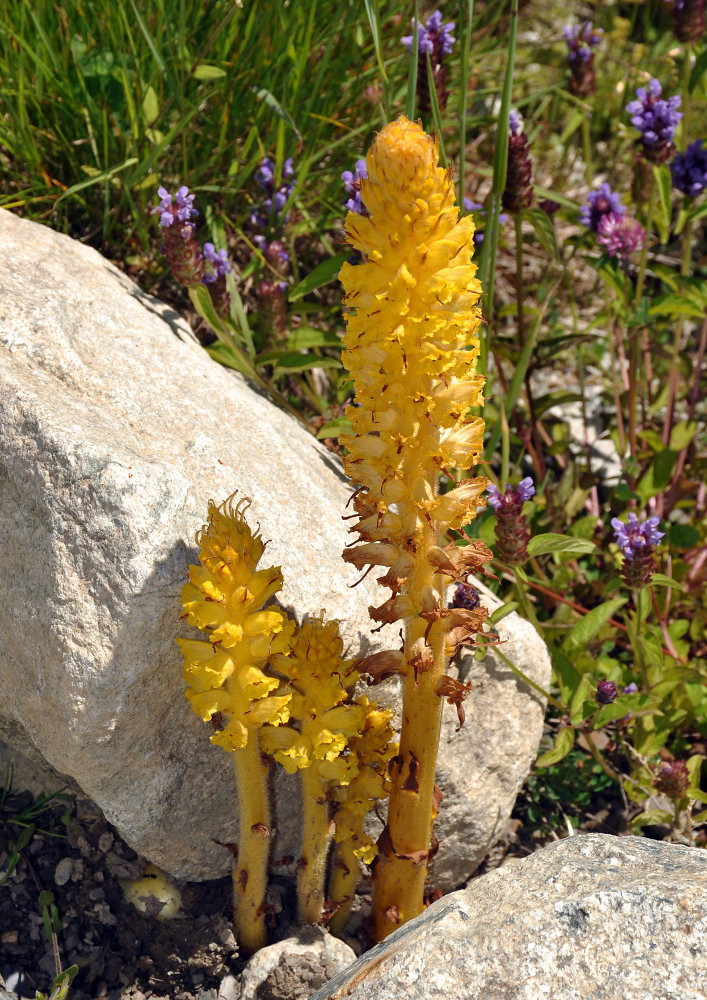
[309, 834, 707, 1000]
[0, 210, 550, 886]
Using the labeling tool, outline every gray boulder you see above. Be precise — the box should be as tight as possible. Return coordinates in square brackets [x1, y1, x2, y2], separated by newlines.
[309, 833, 707, 1000]
[0, 209, 550, 886]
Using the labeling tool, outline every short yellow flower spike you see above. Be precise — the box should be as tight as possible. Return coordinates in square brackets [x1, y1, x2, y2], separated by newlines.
[339, 118, 490, 940]
[178, 493, 294, 954]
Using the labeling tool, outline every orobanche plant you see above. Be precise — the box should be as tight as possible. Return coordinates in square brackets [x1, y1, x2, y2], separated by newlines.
[178, 116, 492, 950]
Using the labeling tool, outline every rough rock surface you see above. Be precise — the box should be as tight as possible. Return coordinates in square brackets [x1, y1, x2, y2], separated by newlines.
[0, 209, 550, 885]
[238, 927, 355, 1000]
[309, 834, 707, 1000]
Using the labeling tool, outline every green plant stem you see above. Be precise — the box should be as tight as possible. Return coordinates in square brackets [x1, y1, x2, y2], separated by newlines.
[631, 588, 646, 682]
[634, 172, 656, 307]
[581, 114, 592, 185]
[583, 730, 621, 782]
[512, 565, 540, 630]
[493, 644, 564, 712]
[661, 215, 694, 452]
[514, 212, 545, 482]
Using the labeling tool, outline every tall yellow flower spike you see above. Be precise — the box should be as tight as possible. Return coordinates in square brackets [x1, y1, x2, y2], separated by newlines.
[178, 494, 295, 953]
[261, 616, 366, 924]
[339, 117, 491, 940]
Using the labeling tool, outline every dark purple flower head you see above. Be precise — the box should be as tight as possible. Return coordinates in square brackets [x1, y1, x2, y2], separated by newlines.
[402, 10, 456, 57]
[452, 581, 481, 611]
[611, 513, 664, 559]
[153, 185, 198, 229]
[596, 679, 617, 704]
[597, 213, 647, 262]
[342, 158, 369, 216]
[563, 21, 601, 63]
[663, 0, 706, 43]
[655, 759, 690, 797]
[202, 242, 231, 284]
[626, 79, 682, 163]
[487, 477, 535, 511]
[670, 140, 707, 197]
[579, 182, 626, 231]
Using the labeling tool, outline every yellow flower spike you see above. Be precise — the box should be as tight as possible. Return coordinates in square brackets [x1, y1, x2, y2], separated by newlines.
[179, 492, 294, 955]
[338, 117, 491, 941]
[328, 699, 397, 935]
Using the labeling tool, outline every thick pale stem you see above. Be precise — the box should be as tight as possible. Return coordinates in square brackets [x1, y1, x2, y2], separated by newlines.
[328, 835, 363, 935]
[297, 764, 332, 925]
[372, 501, 446, 940]
[232, 736, 271, 954]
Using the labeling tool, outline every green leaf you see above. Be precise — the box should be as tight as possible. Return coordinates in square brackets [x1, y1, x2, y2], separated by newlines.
[651, 164, 672, 246]
[669, 523, 700, 548]
[205, 341, 254, 377]
[141, 84, 159, 125]
[631, 809, 673, 830]
[565, 598, 627, 650]
[535, 727, 575, 768]
[636, 449, 677, 501]
[649, 294, 706, 320]
[288, 253, 349, 301]
[487, 602, 519, 625]
[316, 416, 351, 440]
[285, 327, 342, 351]
[569, 674, 595, 725]
[526, 533, 596, 557]
[594, 696, 636, 727]
[192, 63, 227, 80]
[273, 353, 341, 374]
[650, 573, 685, 592]
[55, 157, 138, 203]
[669, 419, 698, 452]
[689, 47, 707, 91]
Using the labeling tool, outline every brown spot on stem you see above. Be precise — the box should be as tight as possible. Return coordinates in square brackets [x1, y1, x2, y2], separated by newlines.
[402, 753, 420, 793]
[251, 822, 269, 837]
[236, 869, 248, 891]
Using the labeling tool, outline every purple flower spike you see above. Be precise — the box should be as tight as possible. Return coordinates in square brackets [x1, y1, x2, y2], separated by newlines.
[488, 478, 535, 566]
[580, 182, 626, 232]
[153, 185, 198, 229]
[612, 513, 664, 588]
[626, 78, 682, 164]
[509, 110, 522, 135]
[670, 140, 707, 197]
[612, 513, 664, 558]
[597, 213, 647, 262]
[403, 10, 455, 56]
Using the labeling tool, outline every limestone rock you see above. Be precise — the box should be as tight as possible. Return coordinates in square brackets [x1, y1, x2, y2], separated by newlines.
[239, 926, 355, 1000]
[309, 834, 707, 1000]
[0, 209, 550, 884]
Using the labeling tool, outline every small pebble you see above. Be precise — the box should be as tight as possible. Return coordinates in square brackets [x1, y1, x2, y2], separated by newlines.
[54, 857, 74, 886]
[0, 932, 18, 945]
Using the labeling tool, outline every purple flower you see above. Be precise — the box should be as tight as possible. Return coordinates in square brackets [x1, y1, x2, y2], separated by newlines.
[611, 513, 664, 559]
[670, 140, 707, 197]
[202, 242, 231, 284]
[563, 21, 601, 62]
[597, 213, 647, 262]
[342, 158, 369, 216]
[251, 157, 296, 233]
[487, 477, 535, 511]
[579, 182, 626, 232]
[626, 79, 682, 163]
[508, 110, 523, 135]
[153, 185, 198, 229]
[402, 10, 455, 57]
[655, 759, 690, 797]
[622, 683, 639, 695]
[596, 680, 617, 704]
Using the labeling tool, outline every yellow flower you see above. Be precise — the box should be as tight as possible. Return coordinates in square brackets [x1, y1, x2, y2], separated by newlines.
[179, 493, 294, 752]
